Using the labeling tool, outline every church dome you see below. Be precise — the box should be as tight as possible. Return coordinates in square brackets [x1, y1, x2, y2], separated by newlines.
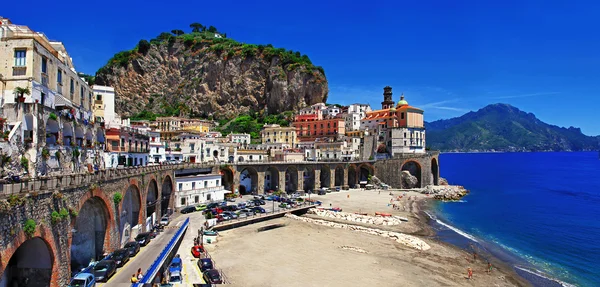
[389, 107, 396, 112]
[396, 93, 408, 107]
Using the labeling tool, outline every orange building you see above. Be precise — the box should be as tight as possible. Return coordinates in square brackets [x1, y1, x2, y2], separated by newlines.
[293, 117, 345, 142]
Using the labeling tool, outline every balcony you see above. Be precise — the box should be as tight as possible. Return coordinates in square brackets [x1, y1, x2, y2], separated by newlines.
[12, 67, 26, 76]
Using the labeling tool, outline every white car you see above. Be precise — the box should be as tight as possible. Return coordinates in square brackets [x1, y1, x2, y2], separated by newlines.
[160, 216, 169, 226]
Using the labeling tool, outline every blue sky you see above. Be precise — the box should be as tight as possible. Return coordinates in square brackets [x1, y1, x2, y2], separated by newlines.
[4, 0, 599, 135]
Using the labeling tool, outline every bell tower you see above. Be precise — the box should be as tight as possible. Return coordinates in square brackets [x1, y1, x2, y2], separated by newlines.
[381, 86, 395, 109]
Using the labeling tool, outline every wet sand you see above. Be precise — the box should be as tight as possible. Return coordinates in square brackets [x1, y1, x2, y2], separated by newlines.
[207, 189, 531, 287]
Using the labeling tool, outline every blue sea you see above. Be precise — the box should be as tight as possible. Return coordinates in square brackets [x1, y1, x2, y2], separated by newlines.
[430, 152, 600, 287]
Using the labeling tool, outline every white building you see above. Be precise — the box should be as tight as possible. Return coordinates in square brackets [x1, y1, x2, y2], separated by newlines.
[91, 85, 116, 126]
[227, 133, 250, 146]
[344, 103, 372, 131]
[175, 173, 228, 209]
[148, 130, 166, 163]
[324, 105, 341, 118]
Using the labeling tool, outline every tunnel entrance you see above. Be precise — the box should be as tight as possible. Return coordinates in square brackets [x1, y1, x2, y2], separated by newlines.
[220, 167, 234, 192]
[264, 166, 279, 192]
[239, 167, 258, 195]
[348, 165, 357, 188]
[146, 179, 159, 230]
[285, 166, 298, 193]
[161, 176, 173, 217]
[71, 197, 108, 272]
[1, 237, 53, 287]
[359, 164, 373, 182]
[401, 161, 422, 188]
[334, 166, 344, 187]
[320, 166, 331, 188]
[303, 167, 315, 192]
[120, 185, 141, 246]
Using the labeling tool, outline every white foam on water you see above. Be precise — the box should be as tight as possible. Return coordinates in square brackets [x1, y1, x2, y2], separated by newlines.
[424, 211, 479, 243]
[515, 266, 577, 287]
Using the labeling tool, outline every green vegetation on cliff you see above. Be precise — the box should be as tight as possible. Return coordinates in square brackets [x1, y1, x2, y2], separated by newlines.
[96, 23, 324, 77]
[217, 111, 294, 139]
[426, 104, 599, 152]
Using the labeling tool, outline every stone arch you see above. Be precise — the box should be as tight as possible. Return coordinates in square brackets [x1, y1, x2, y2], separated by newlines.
[285, 166, 299, 193]
[334, 165, 344, 187]
[71, 191, 113, 273]
[213, 150, 219, 157]
[46, 118, 59, 145]
[431, 158, 439, 185]
[264, 166, 279, 192]
[0, 235, 56, 287]
[146, 179, 159, 228]
[74, 126, 84, 147]
[303, 166, 315, 192]
[63, 122, 73, 146]
[348, 164, 357, 188]
[119, 184, 142, 246]
[401, 160, 422, 188]
[239, 167, 258, 195]
[220, 167, 234, 192]
[359, 163, 374, 182]
[238, 156, 244, 162]
[161, 175, 174, 217]
[320, 165, 331, 188]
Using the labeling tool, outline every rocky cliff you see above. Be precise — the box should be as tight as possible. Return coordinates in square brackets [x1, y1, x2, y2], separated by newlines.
[95, 34, 328, 118]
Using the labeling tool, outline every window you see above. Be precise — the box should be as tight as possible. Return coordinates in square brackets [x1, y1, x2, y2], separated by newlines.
[178, 183, 183, 191]
[14, 49, 26, 66]
[192, 182, 196, 190]
[204, 181, 208, 188]
[207, 194, 211, 201]
[96, 94, 102, 101]
[80, 86, 84, 99]
[195, 196, 199, 203]
[181, 198, 186, 205]
[70, 78, 74, 95]
[57, 69, 62, 84]
[41, 57, 47, 73]
[190, 143, 195, 151]
[401, 112, 405, 119]
[216, 180, 220, 185]
[404, 132, 406, 138]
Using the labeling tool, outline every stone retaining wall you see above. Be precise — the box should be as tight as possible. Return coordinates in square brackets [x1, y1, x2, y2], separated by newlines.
[308, 209, 406, 226]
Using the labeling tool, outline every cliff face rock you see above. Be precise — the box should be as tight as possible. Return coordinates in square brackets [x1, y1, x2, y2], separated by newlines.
[95, 40, 328, 118]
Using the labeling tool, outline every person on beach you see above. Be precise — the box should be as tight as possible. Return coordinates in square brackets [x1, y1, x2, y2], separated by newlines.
[467, 267, 473, 279]
[487, 262, 493, 273]
[137, 268, 143, 280]
[131, 274, 139, 283]
[473, 252, 477, 261]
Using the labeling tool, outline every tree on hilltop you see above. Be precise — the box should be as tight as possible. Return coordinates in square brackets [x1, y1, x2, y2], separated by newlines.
[138, 39, 150, 54]
[157, 32, 173, 41]
[171, 29, 185, 36]
[190, 23, 205, 33]
[207, 25, 218, 33]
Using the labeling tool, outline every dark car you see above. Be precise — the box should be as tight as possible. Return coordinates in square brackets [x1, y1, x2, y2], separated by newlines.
[207, 202, 220, 209]
[197, 258, 214, 272]
[93, 260, 116, 282]
[253, 199, 266, 205]
[135, 232, 152, 246]
[203, 269, 223, 284]
[223, 205, 238, 211]
[124, 241, 140, 257]
[108, 248, 130, 267]
[180, 206, 196, 214]
[251, 206, 266, 213]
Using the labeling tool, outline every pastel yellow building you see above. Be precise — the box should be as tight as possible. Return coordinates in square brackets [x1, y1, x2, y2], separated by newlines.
[260, 124, 297, 148]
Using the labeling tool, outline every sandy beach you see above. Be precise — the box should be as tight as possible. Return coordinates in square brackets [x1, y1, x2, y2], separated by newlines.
[207, 189, 531, 287]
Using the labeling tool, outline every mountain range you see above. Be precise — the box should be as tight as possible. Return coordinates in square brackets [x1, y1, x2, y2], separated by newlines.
[425, 104, 599, 152]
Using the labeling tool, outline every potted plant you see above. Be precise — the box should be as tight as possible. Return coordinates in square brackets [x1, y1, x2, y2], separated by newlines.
[13, 87, 30, 102]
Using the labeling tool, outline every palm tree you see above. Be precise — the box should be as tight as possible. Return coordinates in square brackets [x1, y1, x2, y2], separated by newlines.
[13, 86, 30, 101]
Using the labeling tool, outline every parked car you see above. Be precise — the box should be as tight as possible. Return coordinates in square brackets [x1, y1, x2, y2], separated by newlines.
[318, 189, 326, 195]
[203, 269, 223, 284]
[240, 209, 255, 216]
[253, 199, 266, 205]
[251, 206, 266, 213]
[108, 248, 130, 267]
[207, 202, 220, 209]
[195, 204, 207, 211]
[197, 258, 214, 272]
[93, 260, 116, 282]
[124, 241, 140, 257]
[222, 211, 238, 219]
[169, 256, 182, 274]
[254, 195, 266, 200]
[180, 206, 196, 214]
[160, 216, 170, 226]
[223, 205, 238, 211]
[191, 245, 205, 258]
[203, 230, 218, 236]
[69, 273, 95, 287]
[226, 197, 236, 202]
[217, 214, 231, 222]
[237, 202, 247, 209]
[135, 232, 152, 246]
[169, 271, 182, 284]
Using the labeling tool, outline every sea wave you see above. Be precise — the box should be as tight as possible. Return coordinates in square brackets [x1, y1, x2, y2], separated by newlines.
[424, 211, 480, 243]
[514, 266, 577, 287]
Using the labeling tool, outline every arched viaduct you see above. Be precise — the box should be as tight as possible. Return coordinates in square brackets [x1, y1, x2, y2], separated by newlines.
[0, 151, 439, 286]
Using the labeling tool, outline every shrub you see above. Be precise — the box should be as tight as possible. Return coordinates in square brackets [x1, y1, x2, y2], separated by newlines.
[55, 151, 61, 160]
[69, 207, 78, 217]
[59, 208, 69, 219]
[72, 148, 80, 158]
[51, 211, 60, 224]
[23, 219, 36, 237]
[138, 39, 150, 54]
[20, 157, 28, 170]
[8, 194, 25, 207]
[42, 148, 50, 159]
[113, 192, 123, 205]
[48, 112, 58, 121]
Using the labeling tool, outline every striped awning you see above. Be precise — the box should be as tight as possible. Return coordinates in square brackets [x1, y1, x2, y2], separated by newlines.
[54, 93, 73, 108]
